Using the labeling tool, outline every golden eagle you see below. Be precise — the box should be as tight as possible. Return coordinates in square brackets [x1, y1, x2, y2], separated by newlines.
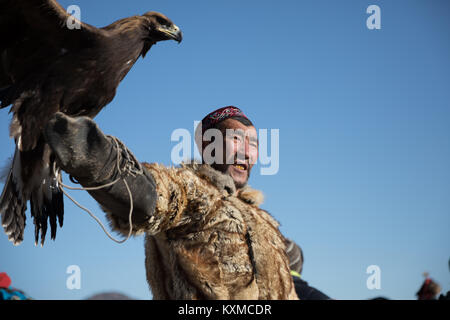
[0, 0, 182, 246]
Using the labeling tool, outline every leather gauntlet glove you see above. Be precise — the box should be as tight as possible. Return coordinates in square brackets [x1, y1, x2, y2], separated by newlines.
[44, 112, 156, 224]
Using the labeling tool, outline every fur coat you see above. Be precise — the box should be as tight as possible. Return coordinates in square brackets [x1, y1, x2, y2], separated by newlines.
[106, 162, 298, 300]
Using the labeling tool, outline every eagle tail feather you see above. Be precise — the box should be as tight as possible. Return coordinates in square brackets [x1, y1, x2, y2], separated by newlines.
[1, 145, 65, 246]
[48, 164, 64, 241]
[29, 159, 64, 246]
[0, 147, 27, 245]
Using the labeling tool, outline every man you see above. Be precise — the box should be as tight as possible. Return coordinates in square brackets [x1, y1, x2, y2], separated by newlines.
[44, 106, 298, 299]
[285, 238, 331, 300]
[416, 274, 442, 300]
[0, 272, 31, 300]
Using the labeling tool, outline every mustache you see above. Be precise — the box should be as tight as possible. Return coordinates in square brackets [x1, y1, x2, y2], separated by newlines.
[226, 153, 251, 166]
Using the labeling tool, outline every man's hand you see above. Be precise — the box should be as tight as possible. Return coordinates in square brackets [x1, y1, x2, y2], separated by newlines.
[44, 112, 113, 183]
[44, 112, 157, 224]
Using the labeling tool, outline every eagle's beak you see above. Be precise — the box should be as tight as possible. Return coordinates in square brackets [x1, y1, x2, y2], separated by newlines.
[160, 25, 183, 43]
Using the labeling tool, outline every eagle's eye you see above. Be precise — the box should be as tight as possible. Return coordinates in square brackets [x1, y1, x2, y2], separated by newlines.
[156, 16, 169, 27]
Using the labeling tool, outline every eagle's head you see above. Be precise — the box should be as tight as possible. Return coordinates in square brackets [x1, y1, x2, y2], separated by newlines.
[141, 12, 182, 57]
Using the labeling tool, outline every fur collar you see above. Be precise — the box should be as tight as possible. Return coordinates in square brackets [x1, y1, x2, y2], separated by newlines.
[181, 161, 264, 207]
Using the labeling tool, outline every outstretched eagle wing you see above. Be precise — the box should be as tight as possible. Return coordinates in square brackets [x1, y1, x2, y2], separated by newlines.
[0, 0, 182, 246]
[0, 0, 103, 246]
[0, 0, 99, 93]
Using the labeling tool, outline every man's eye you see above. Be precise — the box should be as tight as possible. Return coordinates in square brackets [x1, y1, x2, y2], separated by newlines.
[233, 136, 241, 141]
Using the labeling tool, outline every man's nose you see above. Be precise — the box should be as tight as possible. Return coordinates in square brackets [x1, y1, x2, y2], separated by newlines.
[244, 140, 251, 157]
[238, 141, 250, 160]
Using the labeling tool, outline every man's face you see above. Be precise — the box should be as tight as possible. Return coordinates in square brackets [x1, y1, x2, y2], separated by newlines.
[208, 118, 258, 189]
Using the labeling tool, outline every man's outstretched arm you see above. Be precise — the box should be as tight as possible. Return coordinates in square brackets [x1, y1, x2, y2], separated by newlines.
[44, 112, 158, 234]
[44, 113, 217, 237]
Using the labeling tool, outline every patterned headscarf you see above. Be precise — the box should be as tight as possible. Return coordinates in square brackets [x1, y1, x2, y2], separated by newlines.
[195, 106, 250, 151]
[201, 106, 248, 133]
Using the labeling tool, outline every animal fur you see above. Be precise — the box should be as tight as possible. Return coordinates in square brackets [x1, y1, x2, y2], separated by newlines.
[105, 162, 298, 300]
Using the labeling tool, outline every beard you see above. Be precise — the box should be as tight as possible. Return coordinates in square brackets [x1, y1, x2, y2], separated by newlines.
[212, 163, 251, 189]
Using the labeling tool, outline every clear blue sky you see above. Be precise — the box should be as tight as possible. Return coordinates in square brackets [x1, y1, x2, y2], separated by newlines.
[1, 0, 449, 300]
